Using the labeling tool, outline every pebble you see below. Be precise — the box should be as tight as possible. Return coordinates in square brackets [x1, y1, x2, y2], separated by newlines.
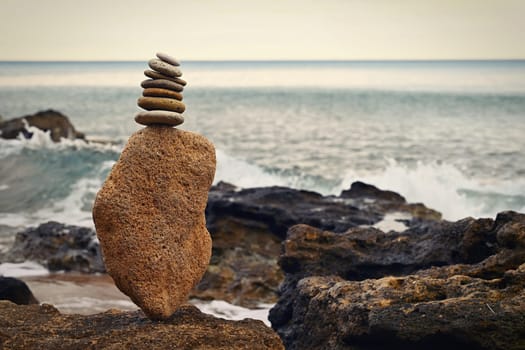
[138, 97, 186, 113]
[143, 88, 183, 100]
[156, 52, 181, 66]
[141, 79, 184, 92]
[148, 58, 182, 77]
[144, 70, 187, 86]
[135, 111, 184, 126]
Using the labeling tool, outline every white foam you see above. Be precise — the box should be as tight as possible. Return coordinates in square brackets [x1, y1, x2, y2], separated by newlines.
[0, 261, 49, 277]
[372, 212, 411, 232]
[0, 126, 123, 161]
[339, 159, 525, 221]
[0, 184, 8, 191]
[214, 149, 288, 188]
[192, 299, 273, 326]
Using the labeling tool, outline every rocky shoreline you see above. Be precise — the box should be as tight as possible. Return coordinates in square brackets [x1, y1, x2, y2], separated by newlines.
[1, 113, 524, 349]
[2, 181, 523, 348]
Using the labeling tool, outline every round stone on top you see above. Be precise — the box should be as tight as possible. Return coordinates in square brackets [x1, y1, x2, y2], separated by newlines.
[148, 58, 182, 78]
[156, 52, 181, 67]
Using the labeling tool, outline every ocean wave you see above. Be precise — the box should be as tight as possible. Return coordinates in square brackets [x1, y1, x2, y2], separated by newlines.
[0, 126, 124, 158]
[340, 159, 525, 221]
[0, 135, 523, 229]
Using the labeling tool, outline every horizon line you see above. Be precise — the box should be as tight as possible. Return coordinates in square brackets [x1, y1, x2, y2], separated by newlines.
[1, 58, 525, 63]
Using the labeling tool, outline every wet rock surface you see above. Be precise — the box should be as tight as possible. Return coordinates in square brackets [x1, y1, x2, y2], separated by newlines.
[0, 109, 85, 142]
[3, 221, 103, 273]
[0, 301, 284, 349]
[269, 211, 525, 350]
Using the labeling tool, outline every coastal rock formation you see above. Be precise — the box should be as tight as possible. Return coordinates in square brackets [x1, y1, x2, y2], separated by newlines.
[0, 109, 85, 142]
[0, 277, 39, 305]
[269, 211, 525, 349]
[93, 126, 216, 320]
[0, 301, 284, 349]
[192, 181, 441, 307]
[136, 52, 187, 126]
[3, 181, 440, 309]
[4, 221, 103, 273]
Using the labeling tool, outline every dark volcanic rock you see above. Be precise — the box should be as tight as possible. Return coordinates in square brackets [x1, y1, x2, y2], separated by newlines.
[0, 302, 284, 349]
[0, 277, 38, 305]
[3, 182, 440, 310]
[0, 109, 85, 142]
[192, 181, 440, 307]
[5, 221, 103, 273]
[270, 211, 525, 350]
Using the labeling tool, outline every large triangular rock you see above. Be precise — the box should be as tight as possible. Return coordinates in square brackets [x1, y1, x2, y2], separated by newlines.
[93, 126, 215, 320]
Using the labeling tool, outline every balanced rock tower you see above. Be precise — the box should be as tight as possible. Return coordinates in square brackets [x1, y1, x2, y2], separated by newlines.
[93, 53, 216, 320]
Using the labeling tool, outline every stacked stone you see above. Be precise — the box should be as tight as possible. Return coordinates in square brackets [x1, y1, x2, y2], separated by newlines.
[135, 53, 187, 127]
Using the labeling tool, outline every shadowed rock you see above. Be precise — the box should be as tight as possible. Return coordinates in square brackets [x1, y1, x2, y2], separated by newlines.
[193, 181, 440, 307]
[270, 211, 525, 350]
[0, 277, 39, 305]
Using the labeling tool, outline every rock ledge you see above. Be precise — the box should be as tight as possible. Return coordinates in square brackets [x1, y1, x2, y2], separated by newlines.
[0, 301, 283, 349]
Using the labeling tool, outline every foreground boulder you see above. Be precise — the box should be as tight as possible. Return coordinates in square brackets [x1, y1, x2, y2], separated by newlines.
[93, 126, 216, 320]
[4, 221, 103, 273]
[270, 211, 525, 349]
[0, 301, 284, 349]
[0, 109, 85, 142]
[0, 277, 38, 305]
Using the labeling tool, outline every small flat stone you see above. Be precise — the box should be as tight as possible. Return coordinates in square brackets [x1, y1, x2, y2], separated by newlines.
[144, 70, 187, 86]
[148, 58, 182, 77]
[138, 97, 185, 113]
[156, 52, 181, 66]
[143, 88, 183, 100]
[135, 111, 184, 126]
[141, 79, 184, 92]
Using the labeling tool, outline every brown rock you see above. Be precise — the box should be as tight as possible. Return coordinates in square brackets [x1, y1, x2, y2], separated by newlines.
[93, 127, 216, 320]
[0, 302, 284, 349]
[135, 111, 184, 126]
[137, 96, 186, 113]
[143, 87, 183, 100]
[144, 70, 187, 86]
[141, 78, 184, 92]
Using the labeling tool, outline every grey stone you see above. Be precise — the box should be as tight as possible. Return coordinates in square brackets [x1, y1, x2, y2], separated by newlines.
[156, 52, 181, 66]
[148, 58, 182, 77]
[141, 79, 184, 92]
[144, 70, 187, 86]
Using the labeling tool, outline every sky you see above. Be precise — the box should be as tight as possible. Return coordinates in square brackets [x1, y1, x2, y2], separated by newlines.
[0, 0, 524, 61]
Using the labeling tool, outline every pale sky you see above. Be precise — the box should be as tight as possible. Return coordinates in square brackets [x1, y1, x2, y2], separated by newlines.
[0, 0, 524, 61]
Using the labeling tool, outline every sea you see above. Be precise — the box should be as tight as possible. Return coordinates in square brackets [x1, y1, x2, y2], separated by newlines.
[0, 60, 524, 320]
